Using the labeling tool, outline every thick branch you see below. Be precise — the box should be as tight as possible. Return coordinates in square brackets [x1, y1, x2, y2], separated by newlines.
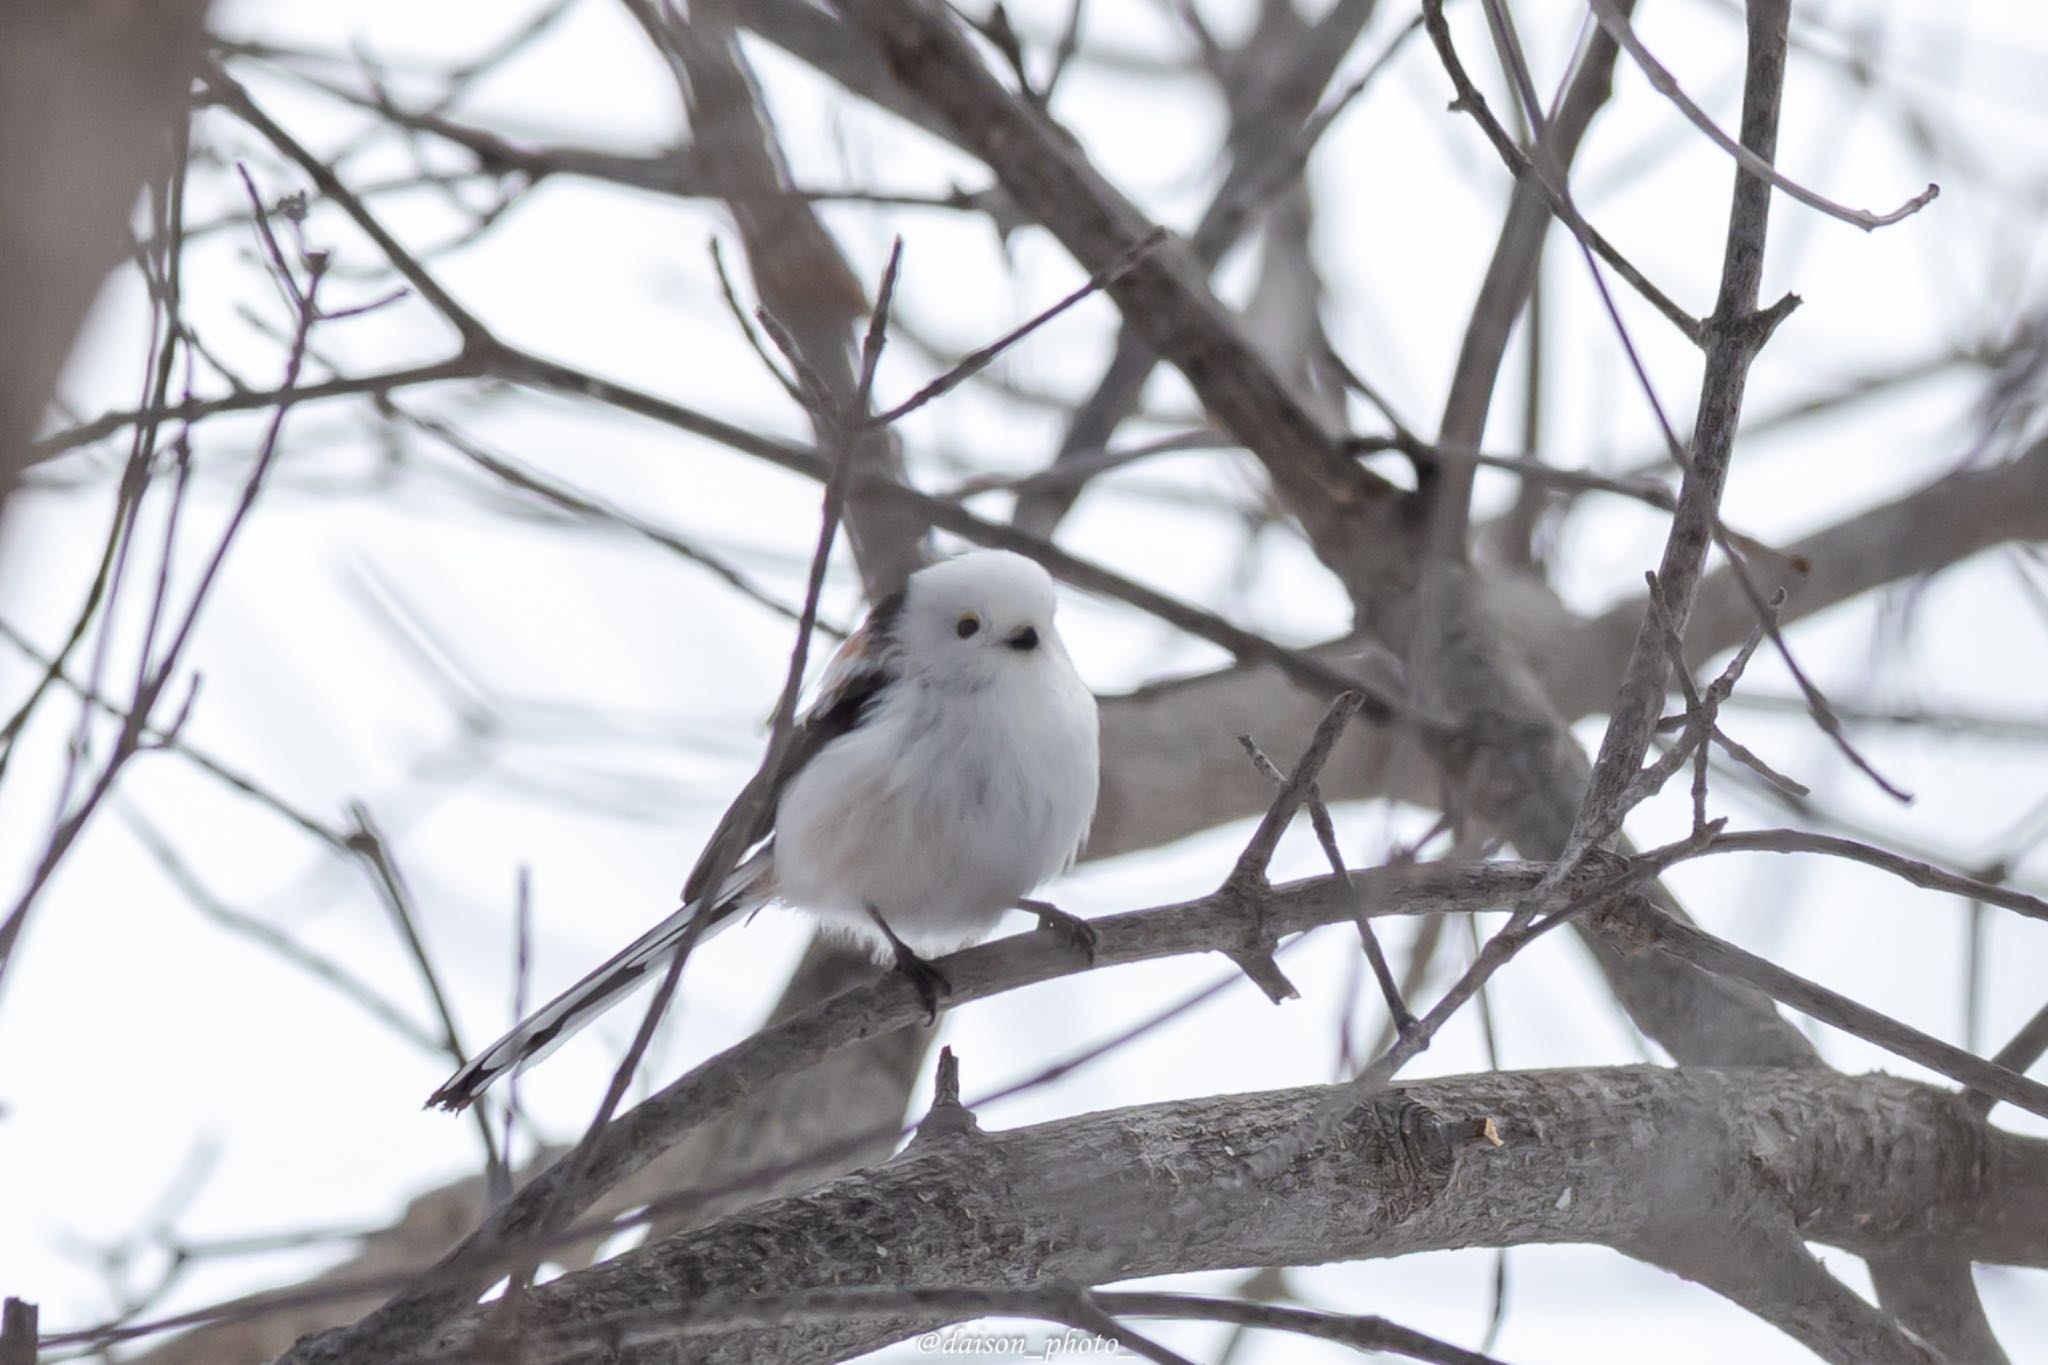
[428, 1067, 2046, 1364]
[827, 0, 1408, 600]
[1013, 0, 1385, 534]
[665, 0, 924, 594]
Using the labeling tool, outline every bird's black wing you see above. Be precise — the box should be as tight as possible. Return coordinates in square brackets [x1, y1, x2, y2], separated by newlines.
[679, 587, 904, 905]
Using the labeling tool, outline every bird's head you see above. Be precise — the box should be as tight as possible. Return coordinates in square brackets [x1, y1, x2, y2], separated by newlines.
[894, 549, 1067, 687]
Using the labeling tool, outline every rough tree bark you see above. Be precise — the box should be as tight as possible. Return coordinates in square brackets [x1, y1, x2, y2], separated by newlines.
[425, 1067, 2046, 1364]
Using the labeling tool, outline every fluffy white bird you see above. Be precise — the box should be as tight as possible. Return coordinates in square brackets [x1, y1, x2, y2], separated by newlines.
[429, 549, 1100, 1111]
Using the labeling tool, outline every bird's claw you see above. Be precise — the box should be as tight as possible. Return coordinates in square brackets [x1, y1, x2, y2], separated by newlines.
[1024, 899, 1097, 962]
[865, 902, 950, 1023]
[891, 947, 951, 1024]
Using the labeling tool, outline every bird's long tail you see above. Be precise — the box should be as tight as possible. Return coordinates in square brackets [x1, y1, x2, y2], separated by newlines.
[426, 854, 770, 1111]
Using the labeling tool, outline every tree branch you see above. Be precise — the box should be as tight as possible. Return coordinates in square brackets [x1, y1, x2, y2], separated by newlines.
[826, 0, 1408, 601]
[270, 859, 1558, 1365]
[412, 1066, 2046, 1364]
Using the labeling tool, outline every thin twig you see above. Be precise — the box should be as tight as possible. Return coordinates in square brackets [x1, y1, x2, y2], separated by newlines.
[1708, 523, 1912, 802]
[345, 802, 505, 1177]
[1682, 829, 2048, 925]
[0, 224, 328, 1003]
[1419, 0, 1704, 344]
[707, 237, 801, 404]
[1587, 0, 1938, 231]
[1636, 906, 2048, 1118]
[495, 865, 534, 1207]
[114, 800, 436, 1052]
[1237, 732, 1414, 1034]
[1969, 998, 2048, 1117]
[865, 228, 1166, 428]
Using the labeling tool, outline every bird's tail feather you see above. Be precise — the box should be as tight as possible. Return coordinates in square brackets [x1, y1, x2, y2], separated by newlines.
[427, 857, 768, 1111]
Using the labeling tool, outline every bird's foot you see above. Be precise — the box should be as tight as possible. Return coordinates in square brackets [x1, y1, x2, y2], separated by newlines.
[866, 903, 950, 1024]
[892, 946, 951, 1025]
[1020, 897, 1097, 962]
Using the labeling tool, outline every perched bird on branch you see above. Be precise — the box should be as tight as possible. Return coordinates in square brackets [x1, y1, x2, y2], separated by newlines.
[429, 549, 1100, 1111]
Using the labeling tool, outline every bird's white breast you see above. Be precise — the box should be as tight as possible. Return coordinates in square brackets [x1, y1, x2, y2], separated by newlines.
[772, 656, 1099, 956]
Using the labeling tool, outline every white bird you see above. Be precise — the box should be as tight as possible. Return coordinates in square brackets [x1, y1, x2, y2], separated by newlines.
[429, 549, 1100, 1111]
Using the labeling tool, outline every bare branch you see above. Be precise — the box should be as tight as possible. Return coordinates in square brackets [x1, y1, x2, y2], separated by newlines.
[1587, 0, 1938, 231]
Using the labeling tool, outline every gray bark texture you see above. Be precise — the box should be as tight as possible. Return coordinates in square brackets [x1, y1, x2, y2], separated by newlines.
[426, 1067, 2046, 1364]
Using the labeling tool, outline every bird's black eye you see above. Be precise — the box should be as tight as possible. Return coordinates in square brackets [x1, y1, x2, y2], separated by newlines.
[1007, 626, 1039, 652]
[956, 615, 980, 638]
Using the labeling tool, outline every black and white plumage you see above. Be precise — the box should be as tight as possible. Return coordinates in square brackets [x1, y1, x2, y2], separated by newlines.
[428, 550, 1100, 1111]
